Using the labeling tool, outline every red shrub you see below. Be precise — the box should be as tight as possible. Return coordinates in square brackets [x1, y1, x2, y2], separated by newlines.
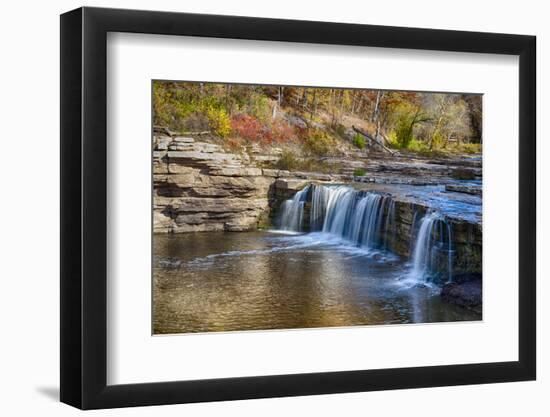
[231, 114, 264, 142]
[271, 120, 295, 143]
[231, 114, 296, 145]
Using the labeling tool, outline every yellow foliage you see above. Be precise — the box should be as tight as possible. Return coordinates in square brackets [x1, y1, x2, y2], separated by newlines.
[205, 105, 231, 137]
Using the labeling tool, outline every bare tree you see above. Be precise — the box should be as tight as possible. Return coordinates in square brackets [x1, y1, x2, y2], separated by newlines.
[371, 90, 384, 123]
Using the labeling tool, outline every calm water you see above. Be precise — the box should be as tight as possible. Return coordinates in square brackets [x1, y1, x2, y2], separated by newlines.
[153, 231, 480, 334]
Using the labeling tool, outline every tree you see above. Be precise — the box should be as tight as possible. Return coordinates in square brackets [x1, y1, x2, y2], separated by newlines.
[371, 90, 384, 123]
[463, 94, 482, 143]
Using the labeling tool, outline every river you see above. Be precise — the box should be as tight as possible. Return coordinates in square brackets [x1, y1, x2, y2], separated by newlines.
[154, 228, 481, 334]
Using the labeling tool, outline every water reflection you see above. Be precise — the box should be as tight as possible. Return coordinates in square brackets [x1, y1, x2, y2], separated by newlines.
[153, 231, 480, 334]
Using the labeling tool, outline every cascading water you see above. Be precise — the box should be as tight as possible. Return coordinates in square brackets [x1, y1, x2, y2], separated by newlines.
[309, 184, 330, 231]
[383, 199, 396, 249]
[278, 185, 310, 232]
[278, 184, 454, 283]
[323, 191, 388, 248]
[409, 211, 453, 283]
[280, 185, 393, 250]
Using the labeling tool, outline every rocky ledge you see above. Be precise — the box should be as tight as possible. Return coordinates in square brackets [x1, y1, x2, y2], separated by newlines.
[153, 135, 482, 256]
[445, 183, 482, 195]
[153, 136, 339, 233]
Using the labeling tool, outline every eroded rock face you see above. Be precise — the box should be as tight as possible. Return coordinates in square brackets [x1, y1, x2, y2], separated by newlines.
[384, 199, 482, 277]
[154, 136, 274, 233]
[153, 136, 338, 233]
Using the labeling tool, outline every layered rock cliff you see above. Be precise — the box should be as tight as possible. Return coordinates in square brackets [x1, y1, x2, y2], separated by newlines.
[153, 136, 339, 233]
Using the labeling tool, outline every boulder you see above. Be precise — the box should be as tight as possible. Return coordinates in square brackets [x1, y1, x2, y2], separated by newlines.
[440, 280, 482, 313]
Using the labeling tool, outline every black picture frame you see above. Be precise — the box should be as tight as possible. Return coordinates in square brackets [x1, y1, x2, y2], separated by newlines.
[60, 6, 536, 410]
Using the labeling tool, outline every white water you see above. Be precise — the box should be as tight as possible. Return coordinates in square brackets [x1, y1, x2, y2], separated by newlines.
[278, 185, 310, 231]
[409, 211, 453, 283]
[280, 185, 394, 251]
[277, 184, 456, 284]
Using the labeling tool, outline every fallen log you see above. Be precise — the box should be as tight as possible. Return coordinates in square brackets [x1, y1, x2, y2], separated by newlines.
[352, 125, 396, 155]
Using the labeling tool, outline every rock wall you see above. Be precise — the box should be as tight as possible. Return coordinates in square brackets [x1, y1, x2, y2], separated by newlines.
[387, 199, 482, 277]
[153, 136, 339, 233]
[154, 136, 274, 232]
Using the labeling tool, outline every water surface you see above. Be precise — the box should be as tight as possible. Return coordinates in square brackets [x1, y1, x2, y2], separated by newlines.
[153, 231, 480, 334]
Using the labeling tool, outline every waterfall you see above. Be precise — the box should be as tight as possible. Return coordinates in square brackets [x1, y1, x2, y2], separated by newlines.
[409, 211, 453, 283]
[383, 199, 396, 249]
[310, 184, 330, 231]
[320, 186, 391, 249]
[278, 184, 454, 283]
[280, 185, 393, 250]
[278, 185, 310, 232]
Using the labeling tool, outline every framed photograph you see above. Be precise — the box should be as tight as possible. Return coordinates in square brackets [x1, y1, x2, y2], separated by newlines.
[60, 6, 536, 409]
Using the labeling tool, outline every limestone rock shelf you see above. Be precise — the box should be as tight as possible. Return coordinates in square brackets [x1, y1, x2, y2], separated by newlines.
[153, 133, 482, 268]
[153, 136, 339, 233]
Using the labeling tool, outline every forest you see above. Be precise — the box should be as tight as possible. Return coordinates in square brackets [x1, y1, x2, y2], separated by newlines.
[153, 81, 482, 159]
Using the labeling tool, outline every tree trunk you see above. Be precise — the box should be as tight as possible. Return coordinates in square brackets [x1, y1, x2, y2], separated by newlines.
[371, 90, 382, 122]
[310, 89, 317, 121]
[225, 84, 232, 108]
[352, 125, 395, 155]
[301, 88, 308, 108]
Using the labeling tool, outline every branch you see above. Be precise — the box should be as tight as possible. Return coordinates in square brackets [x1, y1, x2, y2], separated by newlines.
[352, 125, 396, 155]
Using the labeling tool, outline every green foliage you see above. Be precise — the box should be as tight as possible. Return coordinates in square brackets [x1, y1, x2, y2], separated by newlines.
[152, 83, 172, 126]
[453, 142, 482, 154]
[274, 151, 341, 174]
[248, 94, 272, 122]
[152, 82, 232, 136]
[406, 138, 430, 153]
[303, 129, 335, 156]
[352, 134, 366, 149]
[386, 132, 399, 149]
[387, 131, 429, 153]
[430, 131, 446, 150]
[276, 150, 299, 171]
[353, 168, 366, 176]
[394, 114, 416, 148]
[335, 124, 347, 138]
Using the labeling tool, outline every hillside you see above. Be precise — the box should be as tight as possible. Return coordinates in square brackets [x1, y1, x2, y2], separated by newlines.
[153, 81, 482, 172]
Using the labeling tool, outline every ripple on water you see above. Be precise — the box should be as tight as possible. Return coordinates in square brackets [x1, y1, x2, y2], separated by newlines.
[153, 231, 481, 334]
